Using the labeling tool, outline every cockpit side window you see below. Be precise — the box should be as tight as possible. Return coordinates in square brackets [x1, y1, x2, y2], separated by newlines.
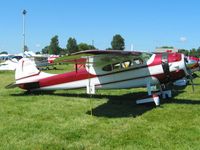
[132, 58, 143, 65]
[121, 61, 131, 68]
[112, 63, 121, 70]
[102, 60, 132, 71]
[102, 64, 112, 71]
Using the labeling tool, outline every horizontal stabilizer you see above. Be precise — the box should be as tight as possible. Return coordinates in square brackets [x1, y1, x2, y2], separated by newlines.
[5, 81, 40, 90]
[5, 82, 18, 89]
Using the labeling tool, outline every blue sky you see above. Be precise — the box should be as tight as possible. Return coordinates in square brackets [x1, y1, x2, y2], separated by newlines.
[0, 0, 200, 53]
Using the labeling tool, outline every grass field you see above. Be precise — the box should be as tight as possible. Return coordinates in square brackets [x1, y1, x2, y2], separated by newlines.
[0, 66, 200, 150]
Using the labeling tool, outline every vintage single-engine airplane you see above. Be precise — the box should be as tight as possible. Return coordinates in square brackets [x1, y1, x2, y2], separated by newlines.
[6, 50, 195, 106]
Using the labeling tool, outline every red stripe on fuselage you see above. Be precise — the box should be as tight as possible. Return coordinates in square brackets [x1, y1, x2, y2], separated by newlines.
[148, 54, 162, 66]
[148, 53, 182, 67]
[168, 53, 182, 62]
[38, 65, 150, 88]
[38, 65, 185, 89]
[39, 69, 96, 87]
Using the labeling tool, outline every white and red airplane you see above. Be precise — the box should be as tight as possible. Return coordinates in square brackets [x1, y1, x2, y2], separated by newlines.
[6, 50, 194, 105]
[48, 55, 59, 64]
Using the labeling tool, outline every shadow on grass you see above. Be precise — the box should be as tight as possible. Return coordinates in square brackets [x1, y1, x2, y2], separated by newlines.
[170, 98, 200, 105]
[10, 88, 200, 118]
[11, 91, 156, 117]
[87, 90, 200, 118]
[87, 93, 156, 118]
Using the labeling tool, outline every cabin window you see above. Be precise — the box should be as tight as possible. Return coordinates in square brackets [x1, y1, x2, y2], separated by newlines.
[132, 58, 143, 65]
[102, 59, 143, 72]
[101, 52, 152, 72]
[112, 63, 121, 70]
[102, 64, 112, 71]
[122, 61, 131, 68]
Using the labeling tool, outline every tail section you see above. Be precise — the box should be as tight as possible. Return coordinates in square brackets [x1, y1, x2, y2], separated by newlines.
[15, 58, 54, 86]
[6, 58, 41, 89]
[15, 58, 39, 82]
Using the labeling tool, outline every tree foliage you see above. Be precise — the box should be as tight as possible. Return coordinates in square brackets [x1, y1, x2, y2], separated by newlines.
[60, 48, 67, 55]
[42, 46, 49, 54]
[189, 48, 199, 57]
[111, 34, 125, 50]
[66, 37, 78, 54]
[0, 51, 8, 54]
[35, 51, 41, 54]
[106, 47, 112, 50]
[78, 43, 96, 51]
[197, 47, 200, 53]
[178, 48, 200, 57]
[161, 46, 174, 49]
[49, 35, 60, 55]
[178, 49, 189, 56]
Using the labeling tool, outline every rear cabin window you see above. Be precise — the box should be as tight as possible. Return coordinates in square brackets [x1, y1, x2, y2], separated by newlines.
[102, 64, 112, 71]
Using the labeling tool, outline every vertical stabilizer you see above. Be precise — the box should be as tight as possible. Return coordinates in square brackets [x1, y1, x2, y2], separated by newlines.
[15, 58, 39, 81]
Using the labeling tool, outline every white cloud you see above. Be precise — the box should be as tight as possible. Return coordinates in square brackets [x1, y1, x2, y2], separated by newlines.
[180, 37, 187, 42]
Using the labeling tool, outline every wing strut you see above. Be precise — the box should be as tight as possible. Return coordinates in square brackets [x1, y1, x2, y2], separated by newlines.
[85, 56, 95, 116]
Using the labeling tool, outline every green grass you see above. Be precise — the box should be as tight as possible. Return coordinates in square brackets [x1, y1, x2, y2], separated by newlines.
[0, 67, 200, 150]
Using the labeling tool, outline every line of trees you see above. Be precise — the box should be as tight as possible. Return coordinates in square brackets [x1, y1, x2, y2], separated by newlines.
[178, 47, 200, 57]
[156, 46, 200, 58]
[41, 35, 97, 55]
[41, 34, 125, 55]
[0, 51, 8, 55]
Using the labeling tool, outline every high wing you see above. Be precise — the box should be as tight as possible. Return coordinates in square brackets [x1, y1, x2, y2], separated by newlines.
[72, 50, 142, 55]
[55, 50, 151, 67]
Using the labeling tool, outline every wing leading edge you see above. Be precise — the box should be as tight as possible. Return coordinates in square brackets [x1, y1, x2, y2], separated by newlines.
[54, 50, 147, 65]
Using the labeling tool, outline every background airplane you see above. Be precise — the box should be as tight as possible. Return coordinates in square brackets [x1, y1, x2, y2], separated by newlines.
[0, 51, 59, 71]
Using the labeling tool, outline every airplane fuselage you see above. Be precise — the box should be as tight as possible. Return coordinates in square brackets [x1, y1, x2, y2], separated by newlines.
[16, 52, 187, 91]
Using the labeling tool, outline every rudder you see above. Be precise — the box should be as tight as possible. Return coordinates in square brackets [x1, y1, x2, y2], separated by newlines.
[15, 58, 39, 81]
